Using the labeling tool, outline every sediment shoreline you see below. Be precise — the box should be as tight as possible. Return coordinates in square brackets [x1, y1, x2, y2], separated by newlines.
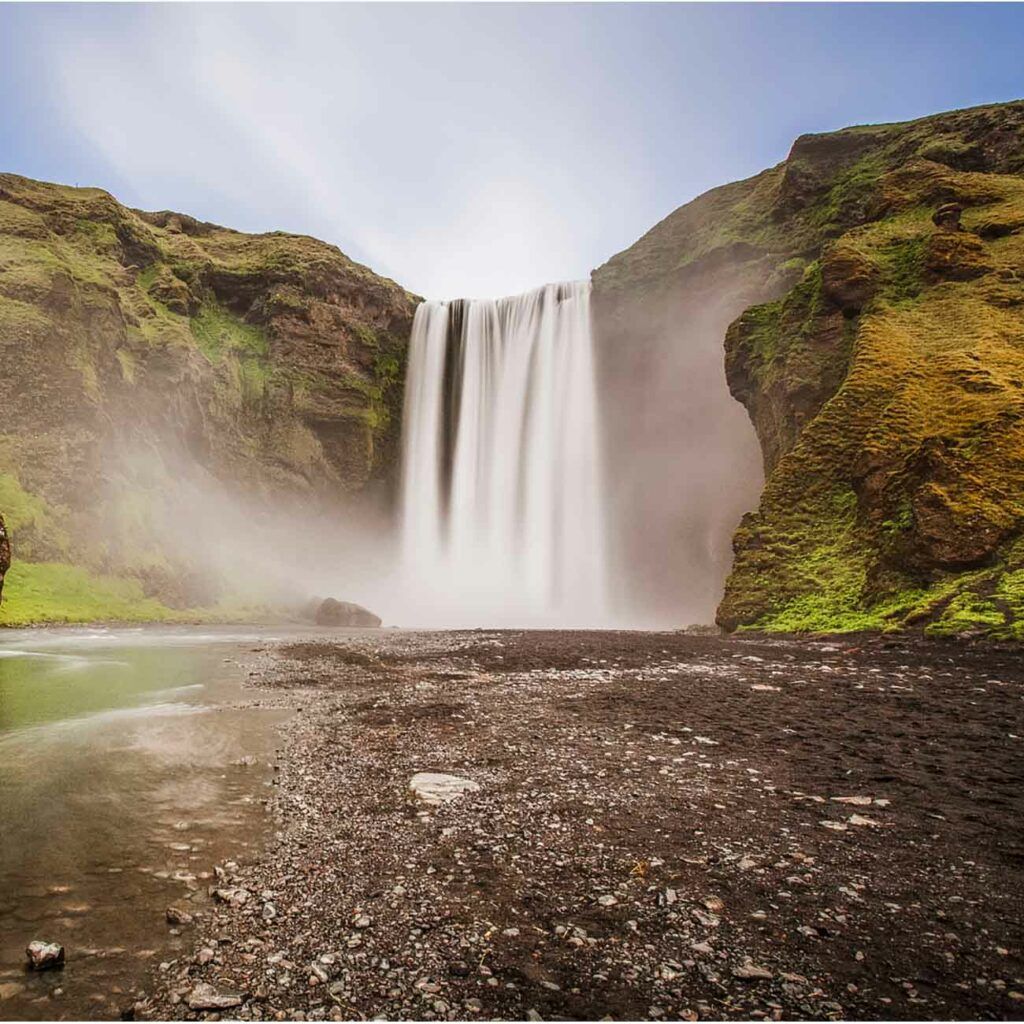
[138, 630, 1024, 1021]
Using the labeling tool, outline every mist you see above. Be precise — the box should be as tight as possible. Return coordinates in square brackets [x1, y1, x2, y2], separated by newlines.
[593, 257, 770, 629]
[91, 260, 768, 633]
[99, 438, 403, 622]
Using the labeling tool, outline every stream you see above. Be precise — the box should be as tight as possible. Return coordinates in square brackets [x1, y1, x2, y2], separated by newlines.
[0, 625, 293, 1020]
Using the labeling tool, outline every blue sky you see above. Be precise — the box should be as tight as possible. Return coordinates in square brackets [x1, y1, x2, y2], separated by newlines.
[2, 3, 1022, 298]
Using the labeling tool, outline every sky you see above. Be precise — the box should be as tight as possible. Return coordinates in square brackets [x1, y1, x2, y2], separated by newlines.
[1, 3, 1023, 299]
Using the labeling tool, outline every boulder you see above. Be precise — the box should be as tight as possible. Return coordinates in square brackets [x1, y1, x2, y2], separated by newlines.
[165, 905, 193, 926]
[314, 598, 381, 628]
[26, 940, 65, 971]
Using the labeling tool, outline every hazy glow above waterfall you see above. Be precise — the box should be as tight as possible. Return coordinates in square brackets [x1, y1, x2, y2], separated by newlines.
[397, 282, 610, 626]
[5, 5, 1023, 298]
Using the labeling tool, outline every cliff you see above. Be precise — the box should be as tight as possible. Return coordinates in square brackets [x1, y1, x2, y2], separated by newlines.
[0, 174, 419, 621]
[596, 100, 1024, 638]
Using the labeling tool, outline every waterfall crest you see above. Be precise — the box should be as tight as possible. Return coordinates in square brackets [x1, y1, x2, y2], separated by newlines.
[398, 281, 610, 626]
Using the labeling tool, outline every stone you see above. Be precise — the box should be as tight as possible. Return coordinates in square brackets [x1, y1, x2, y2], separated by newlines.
[314, 598, 382, 628]
[733, 962, 773, 980]
[187, 982, 244, 1011]
[213, 887, 250, 907]
[409, 772, 480, 806]
[165, 905, 193, 926]
[932, 202, 963, 231]
[848, 813, 880, 827]
[26, 940, 65, 971]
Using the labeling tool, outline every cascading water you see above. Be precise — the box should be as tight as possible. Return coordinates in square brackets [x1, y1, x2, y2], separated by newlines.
[397, 281, 610, 626]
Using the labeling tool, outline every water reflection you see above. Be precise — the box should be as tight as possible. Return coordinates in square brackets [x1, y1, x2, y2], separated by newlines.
[0, 626, 293, 1021]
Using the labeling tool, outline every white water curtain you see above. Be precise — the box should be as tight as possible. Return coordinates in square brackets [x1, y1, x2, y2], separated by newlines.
[398, 281, 610, 626]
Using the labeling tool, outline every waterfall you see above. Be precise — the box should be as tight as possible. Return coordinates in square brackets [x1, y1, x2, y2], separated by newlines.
[397, 281, 610, 626]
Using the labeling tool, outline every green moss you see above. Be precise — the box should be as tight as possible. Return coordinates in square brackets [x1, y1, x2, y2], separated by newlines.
[191, 303, 268, 362]
[0, 473, 70, 560]
[916, 135, 980, 168]
[880, 236, 928, 303]
[0, 562, 177, 625]
[351, 322, 379, 348]
[807, 152, 886, 233]
[926, 591, 1006, 636]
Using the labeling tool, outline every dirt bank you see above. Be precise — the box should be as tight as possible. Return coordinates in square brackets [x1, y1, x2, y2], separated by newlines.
[141, 630, 1024, 1021]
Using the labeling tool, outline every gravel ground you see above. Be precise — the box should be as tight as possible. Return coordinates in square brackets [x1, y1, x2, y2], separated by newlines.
[138, 629, 1024, 1021]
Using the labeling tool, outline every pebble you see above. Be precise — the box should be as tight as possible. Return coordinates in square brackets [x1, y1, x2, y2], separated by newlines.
[165, 905, 193, 926]
[408, 772, 480, 806]
[187, 982, 244, 1010]
[733, 962, 774, 980]
[26, 940, 65, 971]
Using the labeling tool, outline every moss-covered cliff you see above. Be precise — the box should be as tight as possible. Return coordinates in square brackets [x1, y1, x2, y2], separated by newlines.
[0, 174, 419, 622]
[598, 100, 1024, 639]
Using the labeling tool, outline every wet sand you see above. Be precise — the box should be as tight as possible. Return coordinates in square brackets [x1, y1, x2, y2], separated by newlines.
[142, 630, 1024, 1021]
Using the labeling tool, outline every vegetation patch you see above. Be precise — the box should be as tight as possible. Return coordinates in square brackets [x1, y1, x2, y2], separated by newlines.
[0, 562, 177, 625]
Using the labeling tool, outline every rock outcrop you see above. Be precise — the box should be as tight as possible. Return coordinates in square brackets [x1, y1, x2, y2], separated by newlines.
[595, 100, 1024, 638]
[0, 512, 9, 603]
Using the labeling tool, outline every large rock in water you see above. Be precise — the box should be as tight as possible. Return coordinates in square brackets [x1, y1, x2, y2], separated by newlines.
[0, 513, 9, 603]
[314, 598, 381, 628]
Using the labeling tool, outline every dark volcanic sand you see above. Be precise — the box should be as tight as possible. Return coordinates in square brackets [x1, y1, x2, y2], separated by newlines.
[142, 630, 1024, 1021]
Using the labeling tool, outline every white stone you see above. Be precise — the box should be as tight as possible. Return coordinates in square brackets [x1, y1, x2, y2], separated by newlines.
[409, 772, 480, 806]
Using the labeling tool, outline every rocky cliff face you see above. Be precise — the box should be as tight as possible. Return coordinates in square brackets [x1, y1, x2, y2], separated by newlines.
[596, 100, 1024, 638]
[0, 174, 418, 618]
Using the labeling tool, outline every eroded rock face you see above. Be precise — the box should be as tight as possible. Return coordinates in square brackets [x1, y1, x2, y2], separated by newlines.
[314, 598, 382, 628]
[0, 174, 419, 610]
[592, 99, 1024, 635]
[821, 243, 879, 315]
[593, 97, 1024, 638]
[714, 102, 1024, 637]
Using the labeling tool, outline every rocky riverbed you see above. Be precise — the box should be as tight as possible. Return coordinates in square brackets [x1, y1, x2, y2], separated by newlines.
[137, 630, 1024, 1021]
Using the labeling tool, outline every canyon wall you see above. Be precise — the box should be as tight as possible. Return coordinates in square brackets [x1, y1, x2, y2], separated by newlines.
[595, 100, 1024, 638]
[0, 174, 418, 618]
